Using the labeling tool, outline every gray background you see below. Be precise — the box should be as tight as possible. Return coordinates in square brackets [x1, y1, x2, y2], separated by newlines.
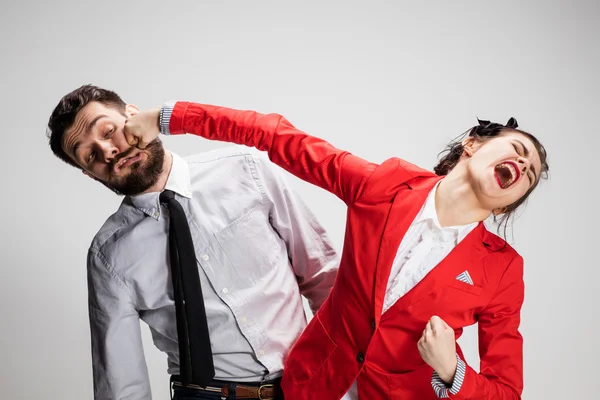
[1, 0, 597, 399]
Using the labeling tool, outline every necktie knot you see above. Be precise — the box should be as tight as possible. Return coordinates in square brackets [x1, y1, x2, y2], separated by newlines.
[160, 189, 176, 203]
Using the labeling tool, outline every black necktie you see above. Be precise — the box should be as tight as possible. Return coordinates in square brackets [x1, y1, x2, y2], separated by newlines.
[160, 189, 215, 388]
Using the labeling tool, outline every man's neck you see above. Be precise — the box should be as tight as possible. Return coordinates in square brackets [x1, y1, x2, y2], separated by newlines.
[142, 150, 173, 194]
[435, 165, 491, 227]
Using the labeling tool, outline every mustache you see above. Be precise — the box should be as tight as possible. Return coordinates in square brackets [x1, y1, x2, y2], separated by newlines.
[110, 138, 160, 166]
[107, 138, 162, 177]
[112, 146, 138, 165]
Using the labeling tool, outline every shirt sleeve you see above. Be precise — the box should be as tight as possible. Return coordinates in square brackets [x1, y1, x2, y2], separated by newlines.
[249, 152, 339, 313]
[431, 355, 467, 398]
[87, 249, 151, 400]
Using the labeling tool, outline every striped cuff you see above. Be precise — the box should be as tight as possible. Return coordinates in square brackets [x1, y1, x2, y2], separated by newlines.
[431, 355, 466, 398]
[159, 101, 176, 135]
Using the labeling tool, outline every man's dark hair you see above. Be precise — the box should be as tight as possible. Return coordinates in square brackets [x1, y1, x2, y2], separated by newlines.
[46, 84, 126, 169]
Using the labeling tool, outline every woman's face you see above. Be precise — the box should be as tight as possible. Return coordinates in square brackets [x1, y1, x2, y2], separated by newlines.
[464, 130, 542, 212]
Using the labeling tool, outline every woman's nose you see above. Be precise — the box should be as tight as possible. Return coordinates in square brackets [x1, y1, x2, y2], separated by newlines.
[517, 156, 530, 173]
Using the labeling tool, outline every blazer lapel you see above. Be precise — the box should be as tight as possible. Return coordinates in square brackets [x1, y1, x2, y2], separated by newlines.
[372, 176, 441, 318]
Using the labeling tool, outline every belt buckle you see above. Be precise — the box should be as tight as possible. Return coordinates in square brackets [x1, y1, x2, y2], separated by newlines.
[258, 383, 274, 400]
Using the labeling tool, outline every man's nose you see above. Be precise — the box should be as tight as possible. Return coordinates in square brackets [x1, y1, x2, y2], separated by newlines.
[98, 141, 119, 163]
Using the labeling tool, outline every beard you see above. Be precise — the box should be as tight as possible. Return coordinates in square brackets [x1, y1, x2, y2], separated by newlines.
[102, 138, 166, 196]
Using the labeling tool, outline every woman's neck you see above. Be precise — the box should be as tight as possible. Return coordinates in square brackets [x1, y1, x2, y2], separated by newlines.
[435, 164, 492, 227]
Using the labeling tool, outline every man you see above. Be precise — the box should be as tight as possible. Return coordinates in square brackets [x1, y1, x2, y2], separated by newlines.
[46, 85, 339, 400]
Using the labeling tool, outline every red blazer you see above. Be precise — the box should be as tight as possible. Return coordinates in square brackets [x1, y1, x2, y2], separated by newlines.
[168, 103, 525, 399]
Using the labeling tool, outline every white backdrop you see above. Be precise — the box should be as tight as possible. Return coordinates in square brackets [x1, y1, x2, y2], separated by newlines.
[1, 1, 597, 399]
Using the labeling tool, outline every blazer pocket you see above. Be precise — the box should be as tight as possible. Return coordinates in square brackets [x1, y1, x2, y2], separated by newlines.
[446, 279, 483, 296]
[286, 314, 337, 384]
[386, 365, 438, 400]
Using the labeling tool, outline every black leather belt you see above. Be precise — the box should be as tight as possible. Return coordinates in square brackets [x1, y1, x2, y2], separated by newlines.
[171, 376, 283, 399]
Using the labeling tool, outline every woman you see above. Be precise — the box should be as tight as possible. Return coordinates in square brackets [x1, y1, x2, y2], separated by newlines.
[126, 103, 548, 400]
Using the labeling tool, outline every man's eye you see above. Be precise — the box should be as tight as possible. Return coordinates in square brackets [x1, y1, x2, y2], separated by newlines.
[88, 151, 96, 162]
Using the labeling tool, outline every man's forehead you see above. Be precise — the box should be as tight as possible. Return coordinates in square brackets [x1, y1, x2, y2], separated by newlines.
[69, 102, 109, 132]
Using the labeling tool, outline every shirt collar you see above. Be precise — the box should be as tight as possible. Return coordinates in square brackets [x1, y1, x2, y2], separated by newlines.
[164, 152, 193, 199]
[129, 152, 192, 220]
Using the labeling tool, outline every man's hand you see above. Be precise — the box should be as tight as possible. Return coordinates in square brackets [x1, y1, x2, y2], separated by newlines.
[123, 108, 161, 149]
[418, 315, 458, 384]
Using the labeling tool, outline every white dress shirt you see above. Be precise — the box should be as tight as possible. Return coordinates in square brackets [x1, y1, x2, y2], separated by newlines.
[342, 182, 478, 399]
[87, 148, 339, 400]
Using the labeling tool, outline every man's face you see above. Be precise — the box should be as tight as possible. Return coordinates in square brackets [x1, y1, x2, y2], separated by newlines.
[62, 101, 164, 196]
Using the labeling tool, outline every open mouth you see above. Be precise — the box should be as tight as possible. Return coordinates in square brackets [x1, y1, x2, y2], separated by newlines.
[494, 161, 521, 189]
[113, 152, 144, 174]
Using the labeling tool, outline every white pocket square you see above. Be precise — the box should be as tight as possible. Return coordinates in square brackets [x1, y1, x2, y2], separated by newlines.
[456, 270, 474, 285]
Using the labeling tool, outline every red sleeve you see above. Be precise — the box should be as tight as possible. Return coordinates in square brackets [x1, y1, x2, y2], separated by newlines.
[450, 255, 524, 399]
[169, 102, 378, 205]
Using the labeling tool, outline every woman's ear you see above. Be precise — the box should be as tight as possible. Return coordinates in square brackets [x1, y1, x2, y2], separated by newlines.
[462, 137, 476, 157]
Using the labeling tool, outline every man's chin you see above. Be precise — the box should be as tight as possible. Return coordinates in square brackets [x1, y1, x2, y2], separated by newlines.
[101, 175, 156, 196]
[102, 139, 165, 196]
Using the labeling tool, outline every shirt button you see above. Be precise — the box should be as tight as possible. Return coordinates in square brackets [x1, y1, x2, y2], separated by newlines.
[153, 211, 159, 218]
[259, 349, 265, 356]
[202, 254, 210, 261]
[241, 316, 247, 323]
[371, 320, 376, 331]
[356, 352, 365, 363]
[222, 287, 229, 294]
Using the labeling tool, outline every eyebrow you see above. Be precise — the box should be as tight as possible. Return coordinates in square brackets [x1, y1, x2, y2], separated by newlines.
[72, 114, 108, 161]
[515, 139, 538, 183]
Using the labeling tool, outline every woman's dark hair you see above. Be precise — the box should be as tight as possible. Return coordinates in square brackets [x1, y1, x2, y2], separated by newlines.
[434, 118, 549, 236]
[46, 84, 126, 169]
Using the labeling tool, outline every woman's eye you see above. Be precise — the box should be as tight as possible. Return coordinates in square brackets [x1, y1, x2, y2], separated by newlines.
[512, 144, 521, 155]
[104, 128, 114, 138]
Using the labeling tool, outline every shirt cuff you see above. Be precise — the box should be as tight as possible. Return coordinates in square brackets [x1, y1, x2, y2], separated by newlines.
[159, 101, 177, 135]
[431, 355, 466, 398]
